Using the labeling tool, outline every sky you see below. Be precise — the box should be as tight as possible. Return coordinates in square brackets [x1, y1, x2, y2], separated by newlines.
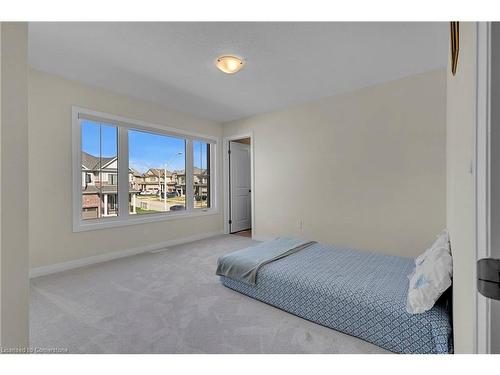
[81, 120, 208, 173]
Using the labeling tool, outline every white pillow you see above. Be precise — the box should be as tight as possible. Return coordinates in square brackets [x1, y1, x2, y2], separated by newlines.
[414, 230, 450, 266]
[406, 230, 453, 314]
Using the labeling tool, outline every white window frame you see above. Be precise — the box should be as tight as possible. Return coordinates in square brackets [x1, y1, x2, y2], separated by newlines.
[72, 106, 218, 232]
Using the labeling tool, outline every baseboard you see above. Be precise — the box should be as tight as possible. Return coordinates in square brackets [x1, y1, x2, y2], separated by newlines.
[30, 231, 224, 278]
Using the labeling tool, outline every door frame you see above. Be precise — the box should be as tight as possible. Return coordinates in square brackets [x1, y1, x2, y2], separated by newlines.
[223, 132, 255, 237]
[475, 21, 492, 354]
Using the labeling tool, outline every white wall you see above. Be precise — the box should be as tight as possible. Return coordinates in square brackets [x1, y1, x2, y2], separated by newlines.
[29, 69, 223, 270]
[0, 22, 29, 348]
[446, 22, 476, 354]
[224, 69, 446, 258]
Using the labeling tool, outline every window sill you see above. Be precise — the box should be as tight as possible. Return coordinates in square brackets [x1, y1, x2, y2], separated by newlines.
[73, 208, 219, 232]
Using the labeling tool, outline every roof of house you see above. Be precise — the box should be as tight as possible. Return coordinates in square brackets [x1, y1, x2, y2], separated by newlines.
[129, 167, 142, 177]
[82, 152, 116, 170]
[143, 168, 185, 177]
[83, 152, 142, 176]
[193, 167, 207, 175]
[149, 168, 169, 177]
[143, 168, 206, 177]
[82, 154, 207, 177]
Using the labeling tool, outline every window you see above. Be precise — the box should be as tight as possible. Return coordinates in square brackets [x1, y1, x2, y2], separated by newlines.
[81, 120, 118, 220]
[73, 107, 217, 231]
[193, 141, 210, 209]
[109, 173, 117, 185]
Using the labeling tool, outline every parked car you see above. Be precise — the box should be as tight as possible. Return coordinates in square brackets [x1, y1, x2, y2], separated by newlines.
[170, 205, 185, 211]
[161, 192, 176, 199]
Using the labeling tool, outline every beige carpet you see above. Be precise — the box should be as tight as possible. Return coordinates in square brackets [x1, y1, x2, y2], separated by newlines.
[30, 235, 388, 354]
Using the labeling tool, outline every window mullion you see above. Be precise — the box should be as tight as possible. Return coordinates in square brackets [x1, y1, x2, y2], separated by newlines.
[210, 143, 215, 209]
[118, 126, 129, 218]
[186, 139, 194, 211]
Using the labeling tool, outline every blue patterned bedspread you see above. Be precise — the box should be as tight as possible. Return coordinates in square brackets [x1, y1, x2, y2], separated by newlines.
[220, 243, 453, 354]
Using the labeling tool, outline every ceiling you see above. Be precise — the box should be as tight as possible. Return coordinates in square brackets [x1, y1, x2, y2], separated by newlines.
[29, 22, 448, 123]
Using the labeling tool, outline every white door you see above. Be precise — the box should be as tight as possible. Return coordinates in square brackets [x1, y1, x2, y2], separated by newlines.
[229, 141, 251, 233]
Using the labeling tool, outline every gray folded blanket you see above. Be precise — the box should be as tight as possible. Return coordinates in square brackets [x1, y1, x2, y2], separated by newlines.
[216, 237, 316, 285]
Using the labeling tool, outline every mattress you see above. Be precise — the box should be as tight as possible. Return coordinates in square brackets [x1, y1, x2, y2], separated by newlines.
[220, 243, 453, 354]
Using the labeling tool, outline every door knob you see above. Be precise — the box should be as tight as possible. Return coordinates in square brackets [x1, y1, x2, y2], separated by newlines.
[477, 258, 500, 300]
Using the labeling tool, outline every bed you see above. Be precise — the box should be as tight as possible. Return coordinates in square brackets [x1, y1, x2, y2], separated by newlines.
[218, 241, 453, 354]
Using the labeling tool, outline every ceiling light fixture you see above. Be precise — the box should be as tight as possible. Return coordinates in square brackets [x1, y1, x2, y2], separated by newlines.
[216, 55, 245, 74]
